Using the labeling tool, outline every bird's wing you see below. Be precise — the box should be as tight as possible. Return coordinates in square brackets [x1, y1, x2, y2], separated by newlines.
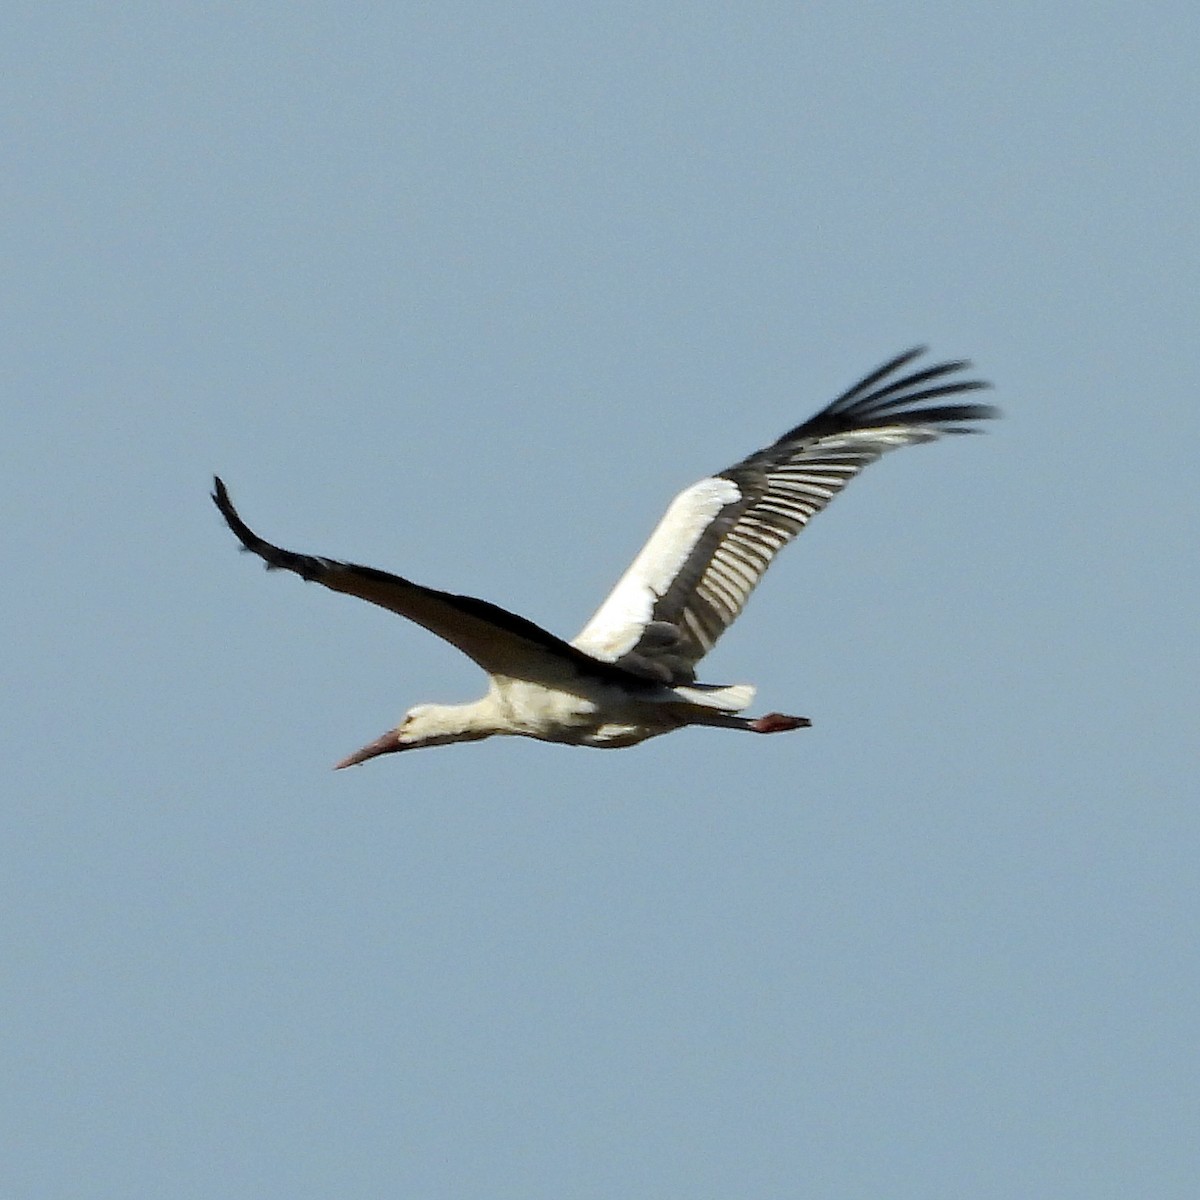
[213, 477, 644, 686]
[571, 348, 998, 681]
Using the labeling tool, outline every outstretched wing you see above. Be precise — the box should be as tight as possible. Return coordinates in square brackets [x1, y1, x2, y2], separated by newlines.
[572, 348, 998, 682]
[212, 477, 646, 686]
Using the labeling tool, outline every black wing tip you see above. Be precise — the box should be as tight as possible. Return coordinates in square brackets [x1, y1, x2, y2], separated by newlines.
[211, 478, 340, 585]
[888, 345, 930, 370]
[909, 400, 1002, 431]
[211, 475, 290, 567]
[828, 346, 931, 406]
[817, 348, 996, 430]
[843, 346, 983, 388]
[211, 475, 253, 544]
[211, 474, 238, 521]
[758, 348, 998, 448]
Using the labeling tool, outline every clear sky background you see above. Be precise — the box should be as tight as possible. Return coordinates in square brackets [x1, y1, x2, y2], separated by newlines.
[4, 5, 1197, 1197]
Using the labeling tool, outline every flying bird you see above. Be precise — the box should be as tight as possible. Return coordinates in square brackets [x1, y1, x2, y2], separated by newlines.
[213, 347, 996, 767]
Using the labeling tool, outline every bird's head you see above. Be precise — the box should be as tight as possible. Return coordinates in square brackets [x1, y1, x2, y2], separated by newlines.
[334, 702, 496, 768]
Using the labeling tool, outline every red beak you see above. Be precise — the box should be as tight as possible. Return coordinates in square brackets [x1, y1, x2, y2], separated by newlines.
[334, 729, 404, 770]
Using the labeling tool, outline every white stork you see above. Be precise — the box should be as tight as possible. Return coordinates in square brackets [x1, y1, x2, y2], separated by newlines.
[214, 348, 996, 767]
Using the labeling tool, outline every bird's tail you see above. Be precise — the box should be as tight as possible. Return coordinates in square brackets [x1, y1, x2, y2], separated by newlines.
[668, 682, 756, 711]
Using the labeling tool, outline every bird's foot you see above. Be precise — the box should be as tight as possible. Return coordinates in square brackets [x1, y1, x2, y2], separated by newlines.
[749, 712, 811, 734]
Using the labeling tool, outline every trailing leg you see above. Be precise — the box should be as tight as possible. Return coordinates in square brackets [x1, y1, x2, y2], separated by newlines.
[672, 706, 811, 733]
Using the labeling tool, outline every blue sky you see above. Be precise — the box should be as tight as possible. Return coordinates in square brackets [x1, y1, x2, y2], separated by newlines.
[4, 4, 1198, 1197]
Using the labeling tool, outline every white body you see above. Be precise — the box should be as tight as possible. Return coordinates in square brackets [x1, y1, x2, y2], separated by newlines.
[440, 674, 757, 750]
